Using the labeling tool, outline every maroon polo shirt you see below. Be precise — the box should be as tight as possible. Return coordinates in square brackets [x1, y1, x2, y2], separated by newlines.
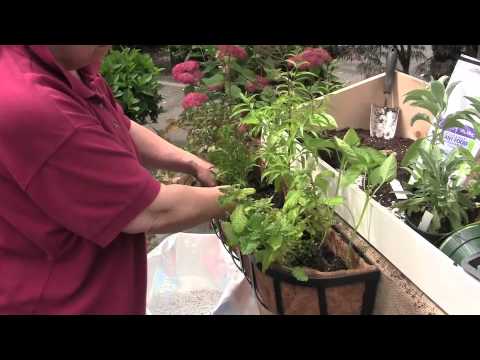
[0, 45, 161, 314]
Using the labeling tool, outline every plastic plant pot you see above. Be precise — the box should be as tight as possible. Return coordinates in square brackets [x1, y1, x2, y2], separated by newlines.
[461, 253, 480, 281]
[440, 224, 480, 265]
[405, 214, 452, 247]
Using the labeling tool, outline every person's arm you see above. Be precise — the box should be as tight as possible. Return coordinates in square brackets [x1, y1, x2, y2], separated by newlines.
[123, 184, 230, 234]
[129, 120, 216, 186]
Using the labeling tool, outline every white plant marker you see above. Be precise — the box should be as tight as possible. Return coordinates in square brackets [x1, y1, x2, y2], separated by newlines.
[418, 211, 434, 232]
[390, 179, 407, 200]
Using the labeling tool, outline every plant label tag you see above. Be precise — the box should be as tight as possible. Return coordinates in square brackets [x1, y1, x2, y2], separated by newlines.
[390, 179, 407, 199]
[418, 211, 434, 232]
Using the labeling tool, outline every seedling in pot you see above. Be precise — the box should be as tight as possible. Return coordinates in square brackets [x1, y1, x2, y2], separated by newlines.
[397, 145, 480, 243]
[334, 128, 397, 263]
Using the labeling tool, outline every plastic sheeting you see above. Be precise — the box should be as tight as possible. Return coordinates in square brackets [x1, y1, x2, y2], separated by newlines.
[146, 232, 259, 315]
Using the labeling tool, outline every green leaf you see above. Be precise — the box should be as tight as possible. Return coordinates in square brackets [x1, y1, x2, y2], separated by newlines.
[369, 154, 397, 188]
[240, 240, 259, 255]
[230, 62, 256, 81]
[314, 175, 329, 192]
[229, 84, 242, 99]
[291, 267, 308, 282]
[356, 147, 385, 167]
[264, 67, 281, 81]
[404, 89, 437, 104]
[261, 251, 275, 272]
[202, 73, 224, 86]
[310, 113, 337, 130]
[343, 128, 360, 146]
[401, 138, 425, 167]
[304, 137, 336, 151]
[410, 113, 432, 126]
[466, 96, 480, 113]
[283, 191, 301, 210]
[334, 137, 357, 160]
[410, 99, 440, 117]
[443, 113, 466, 130]
[241, 116, 260, 125]
[221, 222, 239, 246]
[430, 80, 445, 106]
[341, 167, 363, 187]
[231, 205, 247, 234]
[321, 196, 344, 207]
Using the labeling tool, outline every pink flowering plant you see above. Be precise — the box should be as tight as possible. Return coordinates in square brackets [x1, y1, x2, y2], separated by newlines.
[173, 45, 272, 154]
[172, 45, 343, 156]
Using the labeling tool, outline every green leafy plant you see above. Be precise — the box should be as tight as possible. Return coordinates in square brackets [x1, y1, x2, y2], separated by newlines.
[334, 128, 397, 261]
[397, 80, 480, 236]
[101, 47, 163, 125]
[206, 124, 257, 187]
[216, 63, 345, 281]
[219, 167, 340, 282]
[397, 146, 477, 233]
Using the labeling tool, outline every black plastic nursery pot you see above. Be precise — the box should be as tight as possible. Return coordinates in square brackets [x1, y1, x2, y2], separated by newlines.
[217, 223, 380, 315]
[405, 214, 452, 247]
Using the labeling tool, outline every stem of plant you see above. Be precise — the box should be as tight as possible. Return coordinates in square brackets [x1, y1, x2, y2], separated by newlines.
[335, 160, 345, 197]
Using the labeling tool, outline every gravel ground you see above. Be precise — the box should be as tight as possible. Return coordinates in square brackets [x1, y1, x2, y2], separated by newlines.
[149, 289, 222, 315]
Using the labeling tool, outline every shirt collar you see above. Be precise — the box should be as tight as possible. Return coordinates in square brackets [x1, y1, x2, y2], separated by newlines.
[27, 45, 101, 100]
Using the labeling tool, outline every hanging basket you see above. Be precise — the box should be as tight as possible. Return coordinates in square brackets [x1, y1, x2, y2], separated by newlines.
[220, 225, 380, 315]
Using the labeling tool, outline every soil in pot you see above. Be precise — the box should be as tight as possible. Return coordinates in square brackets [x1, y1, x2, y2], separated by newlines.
[290, 233, 347, 272]
[246, 166, 285, 208]
[319, 128, 414, 208]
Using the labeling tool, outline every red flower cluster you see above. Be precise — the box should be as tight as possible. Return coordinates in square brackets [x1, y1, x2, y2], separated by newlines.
[217, 45, 248, 61]
[288, 47, 332, 70]
[182, 92, 209, 110]
[172, 60, 203, 85]
[245, 75, 270, 93]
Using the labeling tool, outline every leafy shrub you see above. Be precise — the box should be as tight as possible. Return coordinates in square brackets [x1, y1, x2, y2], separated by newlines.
[101, 47, 164, 124]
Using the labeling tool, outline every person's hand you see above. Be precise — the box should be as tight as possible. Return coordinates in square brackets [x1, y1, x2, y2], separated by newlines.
[193, 160, 217, 187]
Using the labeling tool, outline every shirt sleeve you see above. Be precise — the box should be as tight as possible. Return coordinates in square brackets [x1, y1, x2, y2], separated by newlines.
[25, 124, 161, 248]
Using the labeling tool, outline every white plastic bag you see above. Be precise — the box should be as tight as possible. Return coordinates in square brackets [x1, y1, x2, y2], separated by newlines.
[146, 232, 259, 315]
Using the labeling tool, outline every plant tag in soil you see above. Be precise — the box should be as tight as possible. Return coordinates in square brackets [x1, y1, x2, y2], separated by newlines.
[418, 211, 434, 232]
[390, 179, 407, 200]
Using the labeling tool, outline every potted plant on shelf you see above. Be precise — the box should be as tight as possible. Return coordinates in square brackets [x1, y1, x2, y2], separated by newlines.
[395, 77, 480, 246]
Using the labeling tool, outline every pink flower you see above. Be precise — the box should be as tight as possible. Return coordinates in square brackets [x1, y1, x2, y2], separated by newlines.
[217, 45, 248, 61]
[172, 60, 204, 85]
[288, 47, 332, 70]
[182, 92, 209, 110]
[245, 75, 270, 93]
[255, 75, 270, 89]
[288, 54, 309, 70]
[245, 81, 257, 93]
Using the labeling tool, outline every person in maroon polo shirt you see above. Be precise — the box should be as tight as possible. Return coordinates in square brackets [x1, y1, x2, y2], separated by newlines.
[0, 45, 229, 315]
